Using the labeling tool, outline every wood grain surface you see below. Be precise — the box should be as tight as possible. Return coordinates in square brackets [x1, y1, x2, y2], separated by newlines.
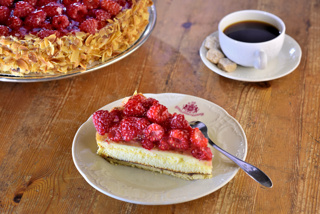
[0, 0, 319, 213]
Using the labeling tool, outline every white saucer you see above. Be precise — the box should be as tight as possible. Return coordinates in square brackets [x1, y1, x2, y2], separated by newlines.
[72, 93, 247, 205]
[200, 31, 302, 82]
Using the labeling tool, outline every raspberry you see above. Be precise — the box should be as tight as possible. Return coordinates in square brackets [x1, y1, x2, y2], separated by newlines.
[10, 27, 28, 38]
[147, 104, 170, 124]
[123, 98, 146, 117]
[52, 15, 70, 29]
[24, 0, 37, 6]
[115, 0, 126, 7]
[120, 117, 138, 141]
[0, 6, 9, 25]
[24, 10, 46, 28]
[8, 16, 22, 29]
[108, 124, 122, 141]
[42, 20, 53, 29]
[67, 3, 88, 21]
[169, 113, 190, 129]
[42, 2, 64, 17]
[190, 128, 208, 148]
[83, 0, 100, 10]
[191, 147, 212, 160]
[142, 97, 159, 110]
[97, 21, 107, 30]
[0, 25, 9, 36]
[168, 129, 189, 150]
[109, 108, 123, 123]
[141, 139, 154, 150]
[63, 0, 80, 6]
[159, 117, 172, 132]
[13, 2, 35, 18]
[144, 123, 164, 142]
[37, 0, 55, 6]
[135, 117, 150, 135]
[93, 110, 113, 135]
[94, 9, 111, 22]
[100, 0, 121, 16]
[79, 18, 97, 34]
[0, 0, 13, 7]
[158, 138, 170, 150]
[37, 29, 59, 38]
[130, 94, 146, 102]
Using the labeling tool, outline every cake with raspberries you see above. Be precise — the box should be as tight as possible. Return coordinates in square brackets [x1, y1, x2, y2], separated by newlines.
[93, 94, 213, 180]
[0, 0, 152, 75]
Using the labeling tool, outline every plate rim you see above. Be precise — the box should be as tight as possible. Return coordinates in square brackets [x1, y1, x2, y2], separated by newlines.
[0, 5, 157, 83]
[200, 31, 302, 82]
[72, 93, 248, 205]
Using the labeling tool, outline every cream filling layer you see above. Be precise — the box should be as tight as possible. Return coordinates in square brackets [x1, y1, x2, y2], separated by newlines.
[97, 140, 213, 175]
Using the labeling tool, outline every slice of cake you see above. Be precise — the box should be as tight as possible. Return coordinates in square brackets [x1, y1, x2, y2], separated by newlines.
[0, 0, 152, 75]
[93, 93, 213, 180]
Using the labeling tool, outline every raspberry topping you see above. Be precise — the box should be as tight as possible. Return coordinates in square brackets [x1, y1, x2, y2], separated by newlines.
[120, 117, 138, 141]
[144, 123, 164, 142]
[94, 9, 111, 22]
[52, 15, 70, 29]
[191, 147, 212, 161]
[190, 128, 208, 147]
[135, 117, 150, 135]
[37, 29, 58, 38]
[169, 113, 190, 129]
[115, 0, 126, 7]
[108, 124, 122, 141]
[142, 97, 159, 109]
[63, 0, 79, 6]
[158, 138, 170, 151]
[100, 0, 121, 16]
[8, 16, 23, 29]
[24, 0, 37, 6]
[141, 139, 154, 150]
[93, 94, 213, 161]
[168, 129, 189, 150]
[109, 108, 123, 123]
[25, 10, 47, 28]
[83, 0, 100, 10]
[79, 18, 97, 34]
[37, 0, 56, 7]
[13, 2, 35, 18]
[42, 2, 64, 17]
[93, 110, 113, 135]
[0, 6, 9, 24]
[147, 104, 170, 124]
[10, 26, 28, 38]
[67, 3, 87, 21]
[0, 25, 9, 36]
[0, 0, 131, 38]
[123, 97, 146, 117]
[0, 0, 14, 7]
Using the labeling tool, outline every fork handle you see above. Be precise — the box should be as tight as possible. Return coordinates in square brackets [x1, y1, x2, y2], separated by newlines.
[208, 139, 273, 188]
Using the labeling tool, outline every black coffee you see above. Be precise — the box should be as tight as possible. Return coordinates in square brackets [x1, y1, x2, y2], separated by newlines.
[223, 21, 280, 43]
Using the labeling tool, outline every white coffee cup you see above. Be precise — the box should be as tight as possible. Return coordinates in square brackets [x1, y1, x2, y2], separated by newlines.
[218, 10, 286, 69]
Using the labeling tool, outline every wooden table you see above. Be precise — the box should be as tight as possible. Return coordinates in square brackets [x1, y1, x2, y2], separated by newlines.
[1, 0, 319, 213]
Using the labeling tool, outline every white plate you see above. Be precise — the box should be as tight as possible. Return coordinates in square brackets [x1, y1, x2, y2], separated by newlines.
[200, 31, 302, 82]
[72, 93, 247, 205]
[0, 5, 156, 83]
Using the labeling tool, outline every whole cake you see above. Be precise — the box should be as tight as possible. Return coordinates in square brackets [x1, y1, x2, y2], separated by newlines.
[93, 93, 213, 180]
[0, 0, 152, 75]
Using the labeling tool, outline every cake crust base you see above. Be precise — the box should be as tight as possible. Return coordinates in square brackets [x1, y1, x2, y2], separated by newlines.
[98, 152, 213, 180]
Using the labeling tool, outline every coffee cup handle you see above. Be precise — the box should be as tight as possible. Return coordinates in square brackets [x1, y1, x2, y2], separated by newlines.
[254, 50, 267, 69]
